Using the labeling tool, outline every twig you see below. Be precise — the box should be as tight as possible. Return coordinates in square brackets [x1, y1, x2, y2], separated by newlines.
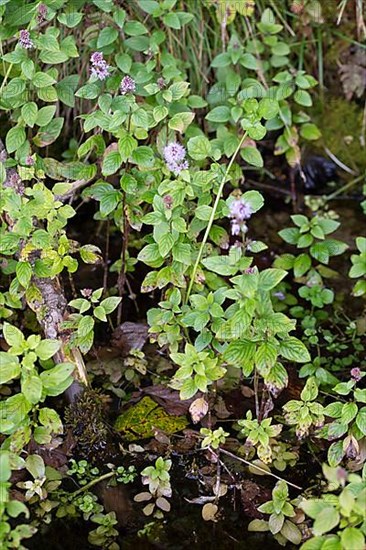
[217, 447, 303, 491]
[0, 138, 88, 395]
[324, 147, 358, 176]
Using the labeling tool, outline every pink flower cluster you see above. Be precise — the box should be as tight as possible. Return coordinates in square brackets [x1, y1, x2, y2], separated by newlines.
[90, 52, 110, 81]
[18, 30, 33, 49]
[163, 142, 188, 175]
[37, 3, 47, 22]
[228, 198, 252, 236]
[120, 75, 136, 95]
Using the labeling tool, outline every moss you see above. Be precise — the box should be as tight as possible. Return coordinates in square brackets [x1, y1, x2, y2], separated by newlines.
[64, 388, 118, 464]
[312, 97, 366, 172]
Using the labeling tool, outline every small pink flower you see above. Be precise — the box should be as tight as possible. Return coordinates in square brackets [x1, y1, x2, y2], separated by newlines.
[37, 3, 47, 22]
[120, 75, 136, 95]
[90, 52, 110, 81]
[19, 30, 33, 49]
[351, 367, 362, 382]
[25, 156, 35, 166]
[81, 288, 93, 298]
[228, 197, 252, 236]
[163, 195, 173, 209]
[163, 142, 188, 175]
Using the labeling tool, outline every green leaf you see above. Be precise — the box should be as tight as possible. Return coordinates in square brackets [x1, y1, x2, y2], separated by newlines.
[313, 507, 340, 536]
[21, 374, 42, 405]
[212, 52, 231, 67]
[157, 232, 174, 257]
[206, 106, 231, 123]
[6, 126, 26, 154]
[32, 72, 57, 88]
[293, 253, 311, 277]
[0, 394, 32, 435]
[294, 90, 312, 107]
[25, 454, 45, 479]
[16, 261, 32, 288]
[21, 102, 38, 128]
[153, 105, 168, 123]
[57, 11, 83, 27]
[102, 150, 123, 176]
[3, 78, 26, 98]
[3, 323, 24, 350]
[115, 53, 132, 73]
[33, 118, 64, 147]
[240, 53, 258, 70]
[188, 136, 212, 161]
[300, 377, 318, 401]
[202, 256, 238, 276]
[300, 123, 321, 140]
[0, 452, 11, 483]
[94, 305, 107, 322]
[241, 146, 263, 168]
[340, 527, 365, 550]
[223, 340, 256, 371]
[258, 268, 287, 291]
[279, 227, 300, 244]
[35, 105, 56, 127]
[124, 35, 150, 52]
[258, 98, 279, 120]
[196, 205, 213, 221]
[0, 353, 20, 384]
[169, 112, 195, 133]
[118, 134, 137, 161]
[356, 407, 366, 436]
[163, 12, 181, 29]
[124, 21, 148, 35]
[99, 296, 122, 314]
[255, 341, 278, 375]
[169, 82, 190, 100]
[279, 337, 311, 363]
[97, 26, 119, 47]
[80, 244, 103, 264]
[242, 190, 265, 213]
[35, 339, 61, 361]
[280, 520, 302, 545]
[75, 83, 100, 99]
[40, 363, 74, 396]
[138, 244, 164, 267]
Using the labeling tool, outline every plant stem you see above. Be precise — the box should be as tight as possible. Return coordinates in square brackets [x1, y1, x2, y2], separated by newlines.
[70, 471, 115, 498]
[324, 174, 364, 203]
[185, 132, 248, 304]
[217, 448, 303, 491]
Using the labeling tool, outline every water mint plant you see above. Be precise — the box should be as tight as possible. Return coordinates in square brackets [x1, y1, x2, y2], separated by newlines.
[0, 0, 365, 548]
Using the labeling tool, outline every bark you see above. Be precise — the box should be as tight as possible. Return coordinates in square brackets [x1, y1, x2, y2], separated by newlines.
[0, 138, 87, 398]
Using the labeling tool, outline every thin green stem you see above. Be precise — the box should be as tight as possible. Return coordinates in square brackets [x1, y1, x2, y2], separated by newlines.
[324, 174, 364, 203]
[70, 471, 115, 498]
[0, 62, 13, 95]
[185, 131, 248, 304]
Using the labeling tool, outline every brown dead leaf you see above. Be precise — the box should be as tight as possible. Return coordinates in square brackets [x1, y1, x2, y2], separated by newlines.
[189, 397, 209, 424]
[241, 386, 255, 398]
[214, 397, 231, 419]
[112, 322, 148, 356]
[202, 503, 218, 522]
[141, 385, 192, 416]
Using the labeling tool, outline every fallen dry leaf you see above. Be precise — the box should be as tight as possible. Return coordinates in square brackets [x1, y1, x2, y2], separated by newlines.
[189, 397, 209, 424]
[202, 502, 218, 522]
